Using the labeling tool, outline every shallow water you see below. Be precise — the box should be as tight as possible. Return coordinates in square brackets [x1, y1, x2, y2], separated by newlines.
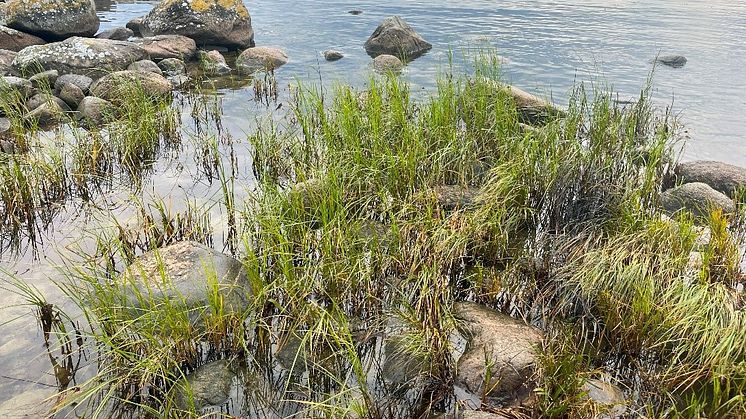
[1, 0, 745, 414]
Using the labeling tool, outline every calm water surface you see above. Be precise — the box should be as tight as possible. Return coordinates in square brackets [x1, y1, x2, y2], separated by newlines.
[1, 0, 745, 414]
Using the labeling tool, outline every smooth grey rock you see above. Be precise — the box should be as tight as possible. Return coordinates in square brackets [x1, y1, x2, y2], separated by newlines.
[364, 16, 432, 59]
[90, 70, 172, 103]
[582, 379, 627, 418]
[76, 95, 113, 127]
[95, 26, 134, 41]
[158, 57, 186, 76]
[675, 160, 746, 198]
[3, 0, 99, 40]
[125, 16, 146, 37]
[58, 82, 84, 108]
[236, 46, 288, 74]
[372, 54, 403, 73]
[24, 100, 67, 127]
[454, 302, 543, 405]
[142, 0, 254, 49]
[54, 73, 92, 94]
[132, 35, 197, 61]
[12, 37, 147, 78]
[120, 241, 251, 321]
[127, 59, 163, 76]
[661, 182, 736, 218]
[348, 10, 363, 15]
[323, 49, 344, 61]
[25, 92, 66, 111]
[176, 360, 235, 410]
[28, 69, 58, 89]
[655, 55, 687, 68]
[198, 49, 231, 76]
[0, 25, 45, 52]
[0, 117, 10, 137]
[1, 75, 32, 99]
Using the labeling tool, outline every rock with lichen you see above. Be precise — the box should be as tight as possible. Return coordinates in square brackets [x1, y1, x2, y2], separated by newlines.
[142, 0, 254, 49]
[3, 0, 99, 40]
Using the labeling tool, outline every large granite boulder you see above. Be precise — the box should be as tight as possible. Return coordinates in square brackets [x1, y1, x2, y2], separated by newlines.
[141, 0, 254, 49]
[3, 0, 99, 40]
[132, 35, 197, 61]
[454, 302, 543, 406]
[236, 46, 288, 74]
[364, 16, 432, 59]
[90, 70, 172, 103]
[675, 160, 746, 198]
[11, 37, 147, 78]
[0, 25, 45, 52]
[661, 182, 735, 219]
[120, 241, 251, 322]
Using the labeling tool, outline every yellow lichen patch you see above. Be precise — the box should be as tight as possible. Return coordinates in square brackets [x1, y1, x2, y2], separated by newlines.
[218, 0, 250, 18]
[189, 0, 212, 13]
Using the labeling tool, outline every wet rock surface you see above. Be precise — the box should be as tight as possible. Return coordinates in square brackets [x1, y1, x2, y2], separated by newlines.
[3, 0, 99, 40]
[12, 37, 146, 78]
[675, 160, 746, 198]
[323, 49, 344, 61]
[132, 34, 197, 61]
[364, 16, 432, 59]
[158, 57, 187, 76]
[236, 46, 288, 74]
[142, 0, 254, 49]
[176, 359, 235, 410]
[654, 54, 687, 68]
[0, 25, 45, 52]
[453, 302, 543, 406]
[661, 182, 736, 218]
[120, 241, 251, 319]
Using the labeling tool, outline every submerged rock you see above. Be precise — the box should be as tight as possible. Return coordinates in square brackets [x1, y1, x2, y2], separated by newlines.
[675, 160, 746, 198]
[120, 241, 251, 321]
[654, 55, 687, 68]
[128, 59, 163, 76]
[132, 35, 197, 61]
[661, 182, 735, 218]
[76, 96, 113, 127]
[142, 0, 254, 49]
[582, 379, 627, 418]
[236, 46, 288, 74]
[90, 70, 172, 103]
[198, 50, 231, 76]
[0, 25, 45, 52]
[12, 37, 147, 78]
[95, 26, 134, 41]
[3, 0, 99, 40]
[323, 49, 344, 61]
[176, 359, 235, 410]
[433, 185, 480, 211]
[364, 16, 432, 59]
[372, 54, 403, 73]
[453, 302, 543, 406]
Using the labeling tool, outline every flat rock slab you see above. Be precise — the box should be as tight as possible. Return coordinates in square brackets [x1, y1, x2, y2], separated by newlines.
[120, 241, 251, 320]
[12, 37, 146, 78]
[454, 302, 543, 406]
[132, 35, 197, 61]
[661, 182, 735, 219]
[675, 160, 746, 198]
[364, 15, 432, 59]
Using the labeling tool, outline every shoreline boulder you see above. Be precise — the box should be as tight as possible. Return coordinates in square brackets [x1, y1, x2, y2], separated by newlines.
[3, 0, 99, 40]
[0, 26, 45, 52]
[12, 37, 147, 78]
[142, 0, 254, 49]
[364, 16, 432, 60]
[675, 160, 746, 198]
[661, 182, 736, 219]
[454, 302, 543, 406]
[236, 46, 288, 74]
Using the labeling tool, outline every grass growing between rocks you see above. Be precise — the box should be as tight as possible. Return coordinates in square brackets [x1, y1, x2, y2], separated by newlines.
[10, 57, 746, 418]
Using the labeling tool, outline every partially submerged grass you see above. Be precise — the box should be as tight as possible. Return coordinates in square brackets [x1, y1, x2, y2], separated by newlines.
[5, 55, 745, 418]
